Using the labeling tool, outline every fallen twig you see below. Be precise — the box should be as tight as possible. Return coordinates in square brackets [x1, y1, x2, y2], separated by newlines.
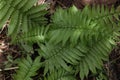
[0, 67, 19, 72]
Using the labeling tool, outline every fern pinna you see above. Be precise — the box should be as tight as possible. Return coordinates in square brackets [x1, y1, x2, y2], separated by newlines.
[0, 0, 120, 80]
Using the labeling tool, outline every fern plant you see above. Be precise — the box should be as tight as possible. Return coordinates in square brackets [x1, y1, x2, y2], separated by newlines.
[39, 6, 120, 80]
[0, 0, 120, 80]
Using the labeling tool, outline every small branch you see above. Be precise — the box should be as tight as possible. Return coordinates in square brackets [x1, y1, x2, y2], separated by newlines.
[0, 67, 19, 72]
[109, 56, 120, 65]
[56, 1, 66, 8]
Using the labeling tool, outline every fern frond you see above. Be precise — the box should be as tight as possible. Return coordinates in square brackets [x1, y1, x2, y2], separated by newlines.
[49, 5, 119, 46]
[0, 0, 48, 41]
[38, 36, 115, 79]
[13, 56, 41, 80]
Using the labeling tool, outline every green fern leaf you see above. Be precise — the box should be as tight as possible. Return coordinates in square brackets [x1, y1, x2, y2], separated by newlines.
[39, 37, 114, 79]
[49, 5, 119, 46]
[0, 0, 48, 41]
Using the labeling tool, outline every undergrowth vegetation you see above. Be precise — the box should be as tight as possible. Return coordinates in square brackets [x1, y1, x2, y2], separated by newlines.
[0, 0, 120, 80]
